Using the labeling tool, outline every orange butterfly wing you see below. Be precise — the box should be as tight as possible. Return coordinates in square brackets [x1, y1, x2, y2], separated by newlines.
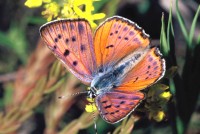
[96, 90, 144, 123]
[117, 47, 165, 91]
[40, 19, 97, 84]
[93, 16, 150, 69]
[93, 16, 165, 92]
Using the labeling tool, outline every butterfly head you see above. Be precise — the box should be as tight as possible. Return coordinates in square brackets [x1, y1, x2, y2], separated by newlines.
[87, 87, 97, 99]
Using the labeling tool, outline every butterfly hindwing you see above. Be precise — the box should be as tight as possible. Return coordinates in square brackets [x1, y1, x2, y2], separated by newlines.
[93, 16, 150, 70]
[96, 90, 145, 123]
[40, 19, 97, 84]
[116, 47, 165, 91]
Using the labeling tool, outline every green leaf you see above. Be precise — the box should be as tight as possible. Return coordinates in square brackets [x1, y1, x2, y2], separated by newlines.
[198, 34, 200, 44]
[104, 0, 120, 17]
[189, 5, 200, 47]
[160, 13, 169, 56]
[167, 2, 173, 52]
[169, 78, 176, 95]
[0, 23, 28, 63]
[175, 0, 189, 45]
[93, 0, 108, 13]
[176, 116, 185, 134]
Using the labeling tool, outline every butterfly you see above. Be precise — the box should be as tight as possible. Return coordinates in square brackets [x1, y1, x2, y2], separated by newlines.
[39, 16, 165, 124]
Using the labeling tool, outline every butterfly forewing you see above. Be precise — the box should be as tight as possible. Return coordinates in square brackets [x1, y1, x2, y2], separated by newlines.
[93, 16, 150, 69]
[96, 90, 145, 123]
[40, 19, 97, 84]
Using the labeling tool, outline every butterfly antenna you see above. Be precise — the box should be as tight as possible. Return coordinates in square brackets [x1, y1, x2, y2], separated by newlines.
[92, 104, 98, 134]
[58, 91, 88, 99]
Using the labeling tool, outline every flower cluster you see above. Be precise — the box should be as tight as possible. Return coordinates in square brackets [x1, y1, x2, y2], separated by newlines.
[145, 83, 172, 122]
[24, 0, 105, 28]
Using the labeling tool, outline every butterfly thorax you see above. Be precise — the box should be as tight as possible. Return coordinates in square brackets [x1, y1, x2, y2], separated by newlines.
[91, 48, 149, 95]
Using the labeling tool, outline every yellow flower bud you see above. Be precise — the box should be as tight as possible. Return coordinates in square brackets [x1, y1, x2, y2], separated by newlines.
[154, 111, 165, 122]
[25, 0, 42, 8]
[85, 103, 97, 112]
[160, 91, 172, 100]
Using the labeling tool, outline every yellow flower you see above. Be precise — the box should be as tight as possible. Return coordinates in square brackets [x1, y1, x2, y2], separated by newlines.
[61, 4, 78, 18]
[24, 0, 51, 8]
[153, 111, 165, 122]
[25, 0, 42, 8]
[73, 0, 105, 28]
[159, 91, 172, 100]
[85, 103, 97, 112]
[41, 2, 60, 21]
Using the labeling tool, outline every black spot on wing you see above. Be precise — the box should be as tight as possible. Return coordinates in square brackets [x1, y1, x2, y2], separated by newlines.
[78, 22, 84, 34]
[73, 61, 78, 66]
[58, 34, 62, 39]
[154, 66, 158, 70]
[101, 100, 107, 104]
[104, 105, 112, 109]
[124, 37, 129, 40]
[133, 77, 139, 82]
[70, 23, 74, 30]
[129, 102, 135, 105]
[123, 27, 128, 31]
[62, 24, 66, 30]
[115, 105, 120, 108]
[106, 45, 114, 49]
[72, 36, 76, 42]
[125, 107, 130, 110]
[149, 57, 153, 62]
[66, 38, 69, 44]
[120, 101, 125, 104]
[129, 31, 134, 36]
[110, 112, 115, 115]
[54, 38, 58, 42]
[80, 44, 86, 52]
[53, 45, 57, 49]
[64, 49, 70, 56]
